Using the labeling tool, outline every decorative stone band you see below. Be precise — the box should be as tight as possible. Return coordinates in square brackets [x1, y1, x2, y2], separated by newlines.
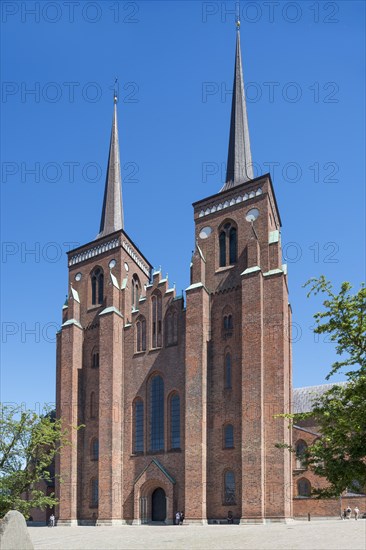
[68, 237, 150, 277]
[122, 240, 150, 277]
[69, 238, 120, 266]
[197, 187, 263, 219]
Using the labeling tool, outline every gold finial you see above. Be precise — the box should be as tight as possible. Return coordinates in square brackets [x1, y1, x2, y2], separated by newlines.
[236, 18, 240, 31]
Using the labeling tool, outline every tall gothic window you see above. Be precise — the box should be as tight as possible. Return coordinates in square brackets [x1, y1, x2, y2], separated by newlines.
[224, 471, 236, 504]
[150, 375, 164, 451]
[92, 351, 99, 369]
[136, 317, 146, 352]
[223, 314, 233, 331]
[219, 222, 237, 267]
[295, 440, 308, 470]
[90, 438, 99, 461]
[151, 292, 162, 349]
[297, 478, 311, 498]
[132, 275, 141, 310]
[91, 268, 104, 305]
[224, 424, 234, 448]
[170, 394, 180, 449]
[91, 478, 98, 507]
[225, 353, 232, 389]
[134, 399, 144, 453]
[219, 231, 226, 267]
[229, 227, 237, 264]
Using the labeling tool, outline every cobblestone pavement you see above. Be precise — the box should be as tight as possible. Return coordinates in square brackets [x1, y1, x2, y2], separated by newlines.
[28, 519, 366, 550]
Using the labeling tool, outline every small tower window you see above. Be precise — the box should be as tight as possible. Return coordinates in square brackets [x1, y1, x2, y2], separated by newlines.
[224, 424, 234, 448]
[92, 352, 99, 369]
[90, 438, 99, 461]
[132, 275, 141, 310]
[91, 268, 104, 305]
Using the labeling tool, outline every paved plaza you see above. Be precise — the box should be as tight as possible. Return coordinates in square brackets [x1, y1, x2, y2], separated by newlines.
[28, 519, 366, 550]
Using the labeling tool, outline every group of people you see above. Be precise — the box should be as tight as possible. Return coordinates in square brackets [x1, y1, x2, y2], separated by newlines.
[175, 511, 185, 525]
[342, 506, 359, 520]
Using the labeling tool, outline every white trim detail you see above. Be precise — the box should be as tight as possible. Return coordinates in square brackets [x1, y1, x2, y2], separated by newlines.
[196, 187, 263, 219]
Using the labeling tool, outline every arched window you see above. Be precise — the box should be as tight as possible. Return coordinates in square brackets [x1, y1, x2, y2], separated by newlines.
[224, 471, 236, 504]
[136, 317, 146, 352]
[219, 222, 237, 267]
[132, 275, 141, 310]
[224, 424, 234, 448]
[134, 399, 144, 453]
[219, 231, 226, 267]
[295, 440, 308, 470]
[92, 351, 99, 369]
[151, 292, 162, 349]
[225, 353, 232, 389]
[297, 478, 311, 498]
[170, 394, 180, 449]
[91, 267, 104, 305]
[150, 375, 164, 451]
[229, 227, 237, 264]
[90, 438, 99, 461]
[223, 314, 233, 331]
[90, 477, 98, 507]
[90, 391, 97, 419]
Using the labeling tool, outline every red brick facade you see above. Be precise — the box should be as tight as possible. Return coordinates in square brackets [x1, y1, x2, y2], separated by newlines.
[55, 172, 297, 524]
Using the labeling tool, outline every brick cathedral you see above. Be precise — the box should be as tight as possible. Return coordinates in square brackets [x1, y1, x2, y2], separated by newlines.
[55, 24, 294, 525]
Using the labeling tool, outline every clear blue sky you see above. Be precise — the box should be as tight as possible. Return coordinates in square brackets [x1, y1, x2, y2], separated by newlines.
[1, 1, 365, 411]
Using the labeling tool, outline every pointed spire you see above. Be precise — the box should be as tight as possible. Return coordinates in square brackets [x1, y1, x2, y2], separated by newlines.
[222, 18, 253, 191]
[98, 93, 124, 238]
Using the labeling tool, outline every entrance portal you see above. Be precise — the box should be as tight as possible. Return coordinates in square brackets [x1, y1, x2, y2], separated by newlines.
[151, 487, 166, 521]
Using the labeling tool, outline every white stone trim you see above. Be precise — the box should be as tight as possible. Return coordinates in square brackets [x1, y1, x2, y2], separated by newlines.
[198, 187, 263, 219]
[69, 238, 120, 266]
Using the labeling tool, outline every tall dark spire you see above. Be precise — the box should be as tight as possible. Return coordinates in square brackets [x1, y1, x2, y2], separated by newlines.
[98, 94, 124, 238]
[222, 19, 253, 191]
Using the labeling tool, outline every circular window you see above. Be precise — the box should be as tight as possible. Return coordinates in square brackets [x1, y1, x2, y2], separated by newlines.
[124, 262, 129, 272]
[199, 226, 212, 239]
[245, 208, 259, 222]
[74, 272, 82, 281]
[109, 259, 117, 269]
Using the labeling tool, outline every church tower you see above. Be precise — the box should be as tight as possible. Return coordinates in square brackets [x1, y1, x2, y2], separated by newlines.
[185, 20, 292, 522]
[56, 22, 292, 526]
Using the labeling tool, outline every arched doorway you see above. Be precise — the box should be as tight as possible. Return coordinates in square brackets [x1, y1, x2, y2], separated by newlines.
[151, 487, 166, 521]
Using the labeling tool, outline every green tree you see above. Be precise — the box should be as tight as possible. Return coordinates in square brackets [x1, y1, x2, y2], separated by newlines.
[0, 404, 71, 518]
[279, 276, 366, 498]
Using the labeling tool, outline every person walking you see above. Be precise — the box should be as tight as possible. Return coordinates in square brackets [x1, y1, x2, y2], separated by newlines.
[49, 514, 55, 527]
[179, 511, 184, 525]
[346, 506, 352, 519]
[175, 511, 181, 525]
[354, 506, 359, 520]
